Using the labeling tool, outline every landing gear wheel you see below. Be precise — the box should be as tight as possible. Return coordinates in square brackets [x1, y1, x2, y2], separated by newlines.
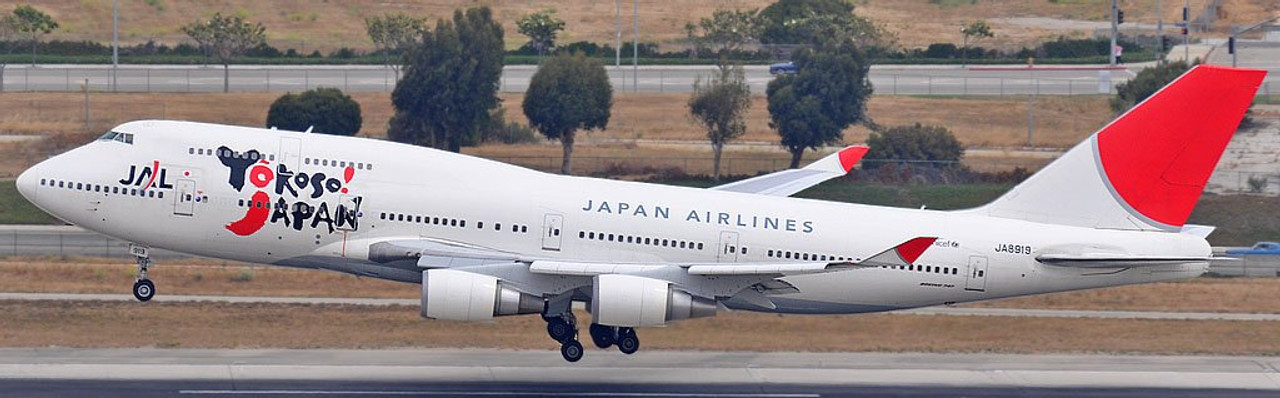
[132, 279, 155, 302]
[547, 318, 575, 343]
[560, 339, 584, 362]
[616, 327, 639, 355]
[588, 323, 616, 349]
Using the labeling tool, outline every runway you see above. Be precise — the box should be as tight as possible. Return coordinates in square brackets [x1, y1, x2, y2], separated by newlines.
[4, 292, 1279, 322]
[1, 349, 1279, 397]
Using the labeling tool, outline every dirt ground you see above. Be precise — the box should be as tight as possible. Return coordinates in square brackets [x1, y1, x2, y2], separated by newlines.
[19, 0, 1255, 52]
[2, 300, 1278, 355]
[2, 260, 1279, 314]
[0, 92, 1104, 177]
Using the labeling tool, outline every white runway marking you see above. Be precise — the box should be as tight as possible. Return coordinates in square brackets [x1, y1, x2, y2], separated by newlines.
[179, 391, 819, 397]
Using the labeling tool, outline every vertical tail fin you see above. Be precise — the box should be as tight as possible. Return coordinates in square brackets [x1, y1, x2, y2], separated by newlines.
[976, 65, 1266, 231]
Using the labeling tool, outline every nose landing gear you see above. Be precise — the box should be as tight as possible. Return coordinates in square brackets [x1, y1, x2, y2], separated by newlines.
[131, 245, 155, 302]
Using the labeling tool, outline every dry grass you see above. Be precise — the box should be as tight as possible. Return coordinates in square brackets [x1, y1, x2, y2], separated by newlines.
[7, 0, 1270, 52]
[4, 260, 1280, 314]
[2, 300, 1279, 355]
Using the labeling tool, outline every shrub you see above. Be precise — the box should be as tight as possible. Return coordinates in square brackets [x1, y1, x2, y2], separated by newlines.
[864, 123, 963, 169]
[266, 87, 362, 136]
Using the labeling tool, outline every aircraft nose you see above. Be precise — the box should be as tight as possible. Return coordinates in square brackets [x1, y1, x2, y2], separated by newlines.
[16, 164, 39, 203]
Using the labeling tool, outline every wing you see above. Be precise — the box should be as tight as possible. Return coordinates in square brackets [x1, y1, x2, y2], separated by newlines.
[710, 145, 868, 197]
[528, 237, 937, 277]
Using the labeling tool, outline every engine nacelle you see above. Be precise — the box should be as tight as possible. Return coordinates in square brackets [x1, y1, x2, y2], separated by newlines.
[421, 269, 542, 321]
[591, 274, 717, 327]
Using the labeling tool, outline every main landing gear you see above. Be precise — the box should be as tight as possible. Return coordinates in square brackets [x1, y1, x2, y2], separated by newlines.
[588, 324, 639, 355]
[543, 312, 583, 362]
[131, 247, 155, 302]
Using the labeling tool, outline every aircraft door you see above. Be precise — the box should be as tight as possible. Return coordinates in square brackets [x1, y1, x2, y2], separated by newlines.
[965, 255, 988, 292]
[541, 214, 563, 251]
[279, 137, 302, 170]
[174, 179, 196, 216]
[717, 231, 740, 262]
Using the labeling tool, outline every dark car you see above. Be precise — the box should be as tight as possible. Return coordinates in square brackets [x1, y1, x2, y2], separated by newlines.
[1225, 242, 1280, 256]
[769, 61, 797, 75]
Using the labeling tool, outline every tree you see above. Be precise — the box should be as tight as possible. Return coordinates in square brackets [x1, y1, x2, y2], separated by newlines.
[516, 9, 565, 58]
[391, 7, 504, 152]
[696, 9, 759, 56]
[365, 14, 426, 80]
[863, 123, 963, 169]
[0, 14, 16, 92]
[767, 39, 873, 168]
[266, 87, 363, 136]
[960, 20, 993, 67]
[10, 5, 57, 66]
[1111, 60, 1190, 113]
[683, 22, 700, 60]
[181, 13, 267, 93]
[756, 0, 889, 49]
[523, 53, 612, 175]
[689, 62, 751, 181]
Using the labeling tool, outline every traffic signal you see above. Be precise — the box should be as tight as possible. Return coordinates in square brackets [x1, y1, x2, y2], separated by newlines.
[1117, 9, 1125, 24]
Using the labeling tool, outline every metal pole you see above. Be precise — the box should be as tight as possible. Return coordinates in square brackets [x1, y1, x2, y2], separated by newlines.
[615, 0, 621, 69]
[112, 0, 118, 92]
[632, 0, 638, 92]
[83, 79, 90, 131]
[1184, 0, 1190, 62]
[1231, 26, 1237, 67]
[1109, 0, 1118, 66]
[1157, 0, 1164, 62]
[1027, 69, 1034, 147]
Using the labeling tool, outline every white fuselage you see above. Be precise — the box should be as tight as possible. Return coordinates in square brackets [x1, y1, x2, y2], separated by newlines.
[18, 121, 1209, 314]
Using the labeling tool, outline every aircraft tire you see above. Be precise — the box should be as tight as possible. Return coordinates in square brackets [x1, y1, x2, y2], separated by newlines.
[132, 279, 155, 302]
[560, 340, 584, 362]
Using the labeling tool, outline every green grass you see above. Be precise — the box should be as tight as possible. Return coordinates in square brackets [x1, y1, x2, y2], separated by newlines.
[0, 180, 58, 225]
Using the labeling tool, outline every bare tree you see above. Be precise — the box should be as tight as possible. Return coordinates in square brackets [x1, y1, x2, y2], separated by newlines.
[181, 13, 266, 93]
[689, 62, 752, 181]
[365, 13, 426, 80]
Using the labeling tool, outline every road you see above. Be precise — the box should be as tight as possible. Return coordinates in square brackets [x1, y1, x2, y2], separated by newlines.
[0, 64, 1148, 96]
[4, 292, 1278, 322]
[1, 349, 1278, 397]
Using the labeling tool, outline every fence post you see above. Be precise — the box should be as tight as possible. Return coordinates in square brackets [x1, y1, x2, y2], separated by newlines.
[344, 70, 349, 92]
[64, 69, 69, 91]
[305, 70, 310, 90]
[927, 76, 932, 95]
[963, 77, 968, 94]
[1000, 78, 1004, 96]
[146, 69, 151, 92]
[893, 75, 898, 95]
[266, 69, 271, 92]
[186, 69, 190, 92]
[659, 70, 664, 93]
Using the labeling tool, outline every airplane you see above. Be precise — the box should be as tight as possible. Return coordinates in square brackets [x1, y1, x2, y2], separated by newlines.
[15, 65, 1264, 362]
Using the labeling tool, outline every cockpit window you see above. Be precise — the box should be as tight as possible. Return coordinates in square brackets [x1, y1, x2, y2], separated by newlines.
[97, 131, 134, 144]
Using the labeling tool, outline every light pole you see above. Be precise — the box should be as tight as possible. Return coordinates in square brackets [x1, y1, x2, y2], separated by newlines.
[1109, 0, 1118, 66]
[112, 0, 118, 92]
[632, 0, 638, 92]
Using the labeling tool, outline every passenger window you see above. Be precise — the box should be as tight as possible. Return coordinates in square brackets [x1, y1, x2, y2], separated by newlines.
[188, 148, 194, 154]
[579, 231, 586, 238]
[460, 220, 467, 228]
[451, 219, 458, 227]
[520, 226, 527, 233]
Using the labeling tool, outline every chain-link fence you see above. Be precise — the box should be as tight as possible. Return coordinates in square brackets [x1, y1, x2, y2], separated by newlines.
[0, 227, 189, 259]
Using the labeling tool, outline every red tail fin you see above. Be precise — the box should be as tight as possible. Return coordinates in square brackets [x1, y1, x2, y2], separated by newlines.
[979, 65, 1265, 230]
[1097, 65, 1265, 227]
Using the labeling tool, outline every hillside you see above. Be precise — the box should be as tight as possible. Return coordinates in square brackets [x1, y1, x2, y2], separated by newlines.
[2, 0, 1267, 53]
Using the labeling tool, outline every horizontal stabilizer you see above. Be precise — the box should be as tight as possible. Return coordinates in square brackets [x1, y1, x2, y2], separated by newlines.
[711, 145, 868, 197]
[1035, 253, 1209, 268]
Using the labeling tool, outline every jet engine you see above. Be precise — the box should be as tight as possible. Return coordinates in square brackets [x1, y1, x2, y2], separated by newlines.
[590, 274, 717, 327]
[420, 269, 543, 321]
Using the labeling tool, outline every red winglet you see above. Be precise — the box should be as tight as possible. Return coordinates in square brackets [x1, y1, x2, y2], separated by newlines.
[837, 145, 870, 173]
[894, 237, 937, 264]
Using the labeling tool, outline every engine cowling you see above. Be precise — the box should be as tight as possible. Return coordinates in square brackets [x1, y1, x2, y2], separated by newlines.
[591, 274, 717, 327]
[421, 269, 542, 321]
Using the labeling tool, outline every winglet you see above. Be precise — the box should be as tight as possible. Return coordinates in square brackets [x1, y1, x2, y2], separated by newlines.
[860, 237, 938, 267]
[837, 145, 870, 173]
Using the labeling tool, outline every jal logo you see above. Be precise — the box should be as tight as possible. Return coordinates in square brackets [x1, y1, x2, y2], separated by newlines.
[118, 161, 175, 190]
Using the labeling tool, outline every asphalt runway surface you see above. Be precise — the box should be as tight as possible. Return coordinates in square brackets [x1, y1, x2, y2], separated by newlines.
[2, 349, 1279, 397]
